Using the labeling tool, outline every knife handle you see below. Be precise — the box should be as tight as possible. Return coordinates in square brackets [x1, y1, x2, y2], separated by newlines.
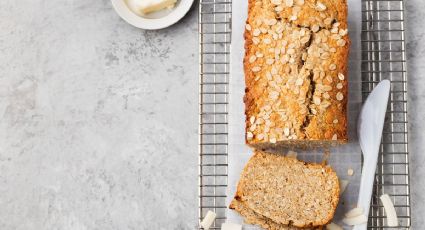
[352, 152, 379, 230]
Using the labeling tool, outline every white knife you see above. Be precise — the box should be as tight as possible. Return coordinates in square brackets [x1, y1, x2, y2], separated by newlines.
[353, 80, 391, 230]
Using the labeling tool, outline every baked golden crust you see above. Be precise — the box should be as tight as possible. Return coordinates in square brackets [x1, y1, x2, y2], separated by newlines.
[232, 151, 340, 228]
[244, 0, 349, 147]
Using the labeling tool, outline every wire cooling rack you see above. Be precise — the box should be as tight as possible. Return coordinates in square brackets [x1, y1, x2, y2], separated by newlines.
[198, 0, 411, 229]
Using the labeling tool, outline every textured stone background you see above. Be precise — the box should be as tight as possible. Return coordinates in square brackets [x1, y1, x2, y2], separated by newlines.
[0, 1, 197, 229]
[0, 0, 423, 229]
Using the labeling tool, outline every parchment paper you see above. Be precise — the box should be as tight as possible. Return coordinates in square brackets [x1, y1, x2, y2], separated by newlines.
[226, 0, 362, 228]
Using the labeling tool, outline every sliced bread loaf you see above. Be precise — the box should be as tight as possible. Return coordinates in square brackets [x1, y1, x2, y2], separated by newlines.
[232, 151, 339, 228]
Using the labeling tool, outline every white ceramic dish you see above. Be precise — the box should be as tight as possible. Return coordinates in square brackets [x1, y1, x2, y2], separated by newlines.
[111, 0, 193, 30]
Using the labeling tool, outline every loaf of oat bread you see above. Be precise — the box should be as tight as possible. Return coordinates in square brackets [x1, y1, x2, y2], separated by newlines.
[230, 151, 339, 228]
[244, 0, 349, 149]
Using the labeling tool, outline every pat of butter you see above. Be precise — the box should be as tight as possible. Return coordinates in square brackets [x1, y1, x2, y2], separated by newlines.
[126, 0, 177, 15]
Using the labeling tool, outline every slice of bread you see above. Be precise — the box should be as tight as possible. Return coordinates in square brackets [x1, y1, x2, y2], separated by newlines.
[230, 199, 323, 230]
[231, 151, 339, 228]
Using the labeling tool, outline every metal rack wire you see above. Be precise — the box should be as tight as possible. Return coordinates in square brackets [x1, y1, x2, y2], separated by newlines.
[199, 0, 411, 229]
[362, 0, 411, 229]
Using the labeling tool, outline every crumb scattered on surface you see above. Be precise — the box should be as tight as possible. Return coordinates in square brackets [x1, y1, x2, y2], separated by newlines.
[347, 168, 354, 176]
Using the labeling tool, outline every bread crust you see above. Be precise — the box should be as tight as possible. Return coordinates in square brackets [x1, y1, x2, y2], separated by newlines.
[244, 0, 350, 148]
[232, 151, 340, 228]
[229, 199, 323, 230]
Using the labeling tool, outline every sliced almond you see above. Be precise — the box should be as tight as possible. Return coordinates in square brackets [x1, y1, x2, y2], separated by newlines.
[249, 55, 257, 63]
[331, 34, 341, 40]
[249, 124, 257, 132]
[285, 0, 294, 7]
[316, 2, 327, 11]
[200, 211, 217, 230]
[266, 58, 275, 65]
[323, 92, 330, 99]
[250, 116, 256, 124]
[300, 36, 310, 44]
[283, 127, 290, 136]
[247, 132, 254, 140]
[339, 28, 348, 36]
[323, 85, 332, 91]
[295, 78, 304, 86]
[336, 92, 344, 101]
[266, 72, 272, 80]
[257, 133, 264, 140]
[268, 18, 277, 25]
[321, 101, 331, 109]
[252, 66, 261, 72]
[221, 222, 242, 230]
[253, 28, 261, 36]
[337, 39, 346, 47]
[287, 48, 295, 55]
[324, 17, 333, 25]
[380, 194, 399, 227]
[245, 24, 252, 31]
[313, 96, 321, 105]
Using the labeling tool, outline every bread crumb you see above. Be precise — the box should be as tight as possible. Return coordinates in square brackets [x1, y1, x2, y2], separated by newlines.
[347, 168, 354, 176]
